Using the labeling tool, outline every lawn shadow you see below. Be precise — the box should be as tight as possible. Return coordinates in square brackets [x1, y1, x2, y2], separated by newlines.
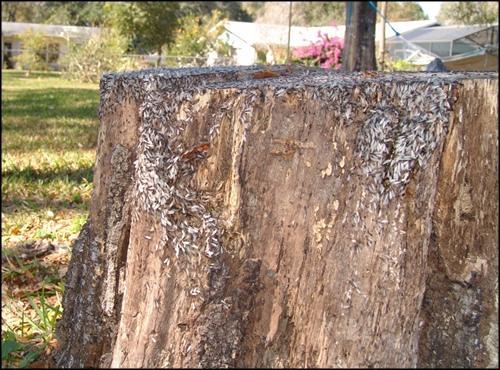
[2, 164, 94, 212]
[1, 70, 63, 81]
[2, 86, 100, 152]
[2, 87, 100, 121]
[2, 164, 94, 182]
[1, 197, 89, 214]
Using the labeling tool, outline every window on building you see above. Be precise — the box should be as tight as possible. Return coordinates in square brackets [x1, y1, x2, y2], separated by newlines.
[414, 42, 431, 51]
[387, 42, 414, 60]
[452, 39, 478, 56]
[3, 42, 14, 68]
[387, 42, 404, 52]
[465, 26, 499, 47]
[392, 50, 413, 60]
[430, 42, 452, 58]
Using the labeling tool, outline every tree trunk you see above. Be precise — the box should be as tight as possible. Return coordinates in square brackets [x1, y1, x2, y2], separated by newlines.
[53, 66, 498, 368]
[343, 1, 377, 71]
[378, 1, 387, 71]
[156, 47, 162, 67]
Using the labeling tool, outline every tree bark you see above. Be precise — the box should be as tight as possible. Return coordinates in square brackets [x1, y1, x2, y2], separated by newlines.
[378, 1, 387, 71]
[156, 46, 162, 67]
[53, 66, 498, 368]
[343, 1, 377, 71]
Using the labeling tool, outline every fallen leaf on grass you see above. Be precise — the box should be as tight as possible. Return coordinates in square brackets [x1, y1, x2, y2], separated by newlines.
[27, 359, 48, 369]
[41, 250, 69, 265]
[10, 226, 21, 235]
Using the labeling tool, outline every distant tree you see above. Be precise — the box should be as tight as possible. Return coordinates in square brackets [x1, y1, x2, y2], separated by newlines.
[437, 2, 499, 25]
[178, 1, 252, 21]
[2, 1, 105, 26]
[44, 2, 105, 27]
[61, 29, 137, 83]
[2, 1, 31, 21]
[301, 2, 346, 26]
[14, 29, 50, 75]
[240, 1, 266, 21]
[1, 1, 47, 23]
[246, 1, 426, 26]
[77, 2, 106, 26]
[249, 2, 305, 26]
[385, 2, 428, 22]
[104, 2, 180, 66]
[169, 10, 234, 61]
[257, 2, 300, 25]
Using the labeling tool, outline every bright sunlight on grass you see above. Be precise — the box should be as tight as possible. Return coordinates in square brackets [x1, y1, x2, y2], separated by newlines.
[1, 70, 99, 367]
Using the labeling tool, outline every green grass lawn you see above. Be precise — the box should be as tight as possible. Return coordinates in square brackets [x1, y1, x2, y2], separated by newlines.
[1, 70, 99, 367]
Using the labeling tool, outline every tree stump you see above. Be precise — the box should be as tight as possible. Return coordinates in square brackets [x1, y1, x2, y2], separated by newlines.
[53, 66, 498, 368]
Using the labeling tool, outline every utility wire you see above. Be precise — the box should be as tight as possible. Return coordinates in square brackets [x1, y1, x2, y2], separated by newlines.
[367, 1, 400, 37]
[367, 1, 438, 58]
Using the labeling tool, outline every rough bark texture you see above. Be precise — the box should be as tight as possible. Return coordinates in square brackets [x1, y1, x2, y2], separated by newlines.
[53, 66, 498, 368]
[417, 79, 499, 368]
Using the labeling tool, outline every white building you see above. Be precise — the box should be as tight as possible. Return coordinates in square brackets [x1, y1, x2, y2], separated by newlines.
[219, 20, 438, 65]
[2, 21, 100, 69]
[386, 24, 498, 70]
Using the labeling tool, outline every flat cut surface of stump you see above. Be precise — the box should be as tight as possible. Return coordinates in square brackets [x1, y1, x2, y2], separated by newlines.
[54, 66, 498, 368]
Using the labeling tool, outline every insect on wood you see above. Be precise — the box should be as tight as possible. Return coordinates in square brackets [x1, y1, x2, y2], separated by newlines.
[181, 143, 210, 161]
[252, 70, 280, 79]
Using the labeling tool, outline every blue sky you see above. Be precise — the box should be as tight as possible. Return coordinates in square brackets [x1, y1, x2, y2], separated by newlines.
[417, 1, 443, 20]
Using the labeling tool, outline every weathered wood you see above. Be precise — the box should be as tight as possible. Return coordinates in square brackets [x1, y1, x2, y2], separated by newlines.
[418, 79, 499, 368]
[54, 66, 498, 368]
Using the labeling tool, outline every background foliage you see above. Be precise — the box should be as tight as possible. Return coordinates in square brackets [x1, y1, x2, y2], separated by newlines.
[168, 10, 234, 60]
[2, 1, 431, 28]
[1, 1, 252, 26]
[437, 2, 499, 25]
[2, 70, 99, 368]
[43, 1, 106, 27]
[103, 1, 180, 63]
[13, 29, 50, 74]
[293, 32, 344, 69]
[177, 1, 252, 22]
[384, 2, 428, 22]
[243, 1, 427, 26]
[61, 29, 137, 83]
[2, 1, 106, 26]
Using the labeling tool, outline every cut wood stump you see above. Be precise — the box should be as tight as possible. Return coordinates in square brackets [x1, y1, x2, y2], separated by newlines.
[53, 66, 498, 368]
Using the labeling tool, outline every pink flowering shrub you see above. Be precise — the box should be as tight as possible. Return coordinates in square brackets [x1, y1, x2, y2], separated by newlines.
[293, 31, 344, 69]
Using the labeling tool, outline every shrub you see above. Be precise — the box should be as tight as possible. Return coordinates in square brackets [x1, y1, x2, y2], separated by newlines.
[169, 10, 235, 61]
[61, 29, 138, 83]
[14, 29, 50, 74]
[385, 59, 423, 72]
[293, 31, 343, 69]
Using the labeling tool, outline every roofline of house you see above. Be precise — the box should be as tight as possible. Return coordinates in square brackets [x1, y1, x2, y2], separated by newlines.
[387, 39, 479, 44]
[224, 19, 438, 28]
[386, 23, 498, 42]
[1, 21, 100, 31]
[441, 46, 498, 62]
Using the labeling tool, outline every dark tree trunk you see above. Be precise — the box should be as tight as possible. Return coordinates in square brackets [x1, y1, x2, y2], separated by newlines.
[53, 66, 498, 368]
[343, 1, 377, 71]
[156, 46, 162, 67]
